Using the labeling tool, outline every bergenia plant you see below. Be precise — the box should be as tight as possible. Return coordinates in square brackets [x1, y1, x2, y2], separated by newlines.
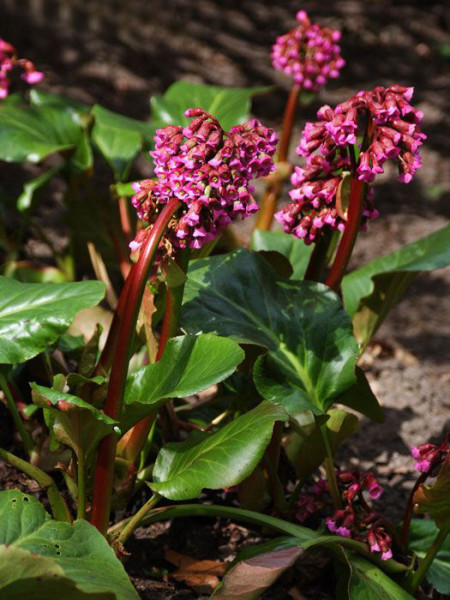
[0, 13, 449, 600]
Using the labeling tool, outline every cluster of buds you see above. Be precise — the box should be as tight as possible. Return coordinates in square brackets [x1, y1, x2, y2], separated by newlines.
[131, 108, 277, 254]
[296, 470, 392, 561]
[271, 11, 345, 92]
[325, 470, 393, 560]
[411, 438, 449, 473]
[295, 478, 329, 522]
[276, 85, 425, 244]
[0, 38, 44, 99]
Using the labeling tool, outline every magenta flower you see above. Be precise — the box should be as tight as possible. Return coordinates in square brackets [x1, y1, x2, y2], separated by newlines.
[411, 439, 449, 473]
[367, 527, 393, 561]
[131, 109, 277, 253]
[325, 508, 354, 538]
[275, 85, 425, 244]
[0, 38, 44, 98]
[271, 11, 345, 92]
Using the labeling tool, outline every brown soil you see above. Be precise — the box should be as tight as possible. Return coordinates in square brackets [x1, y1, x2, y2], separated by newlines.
[1, 1, 449, 598]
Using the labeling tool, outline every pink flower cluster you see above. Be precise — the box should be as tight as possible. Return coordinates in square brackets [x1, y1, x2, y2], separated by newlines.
[131, 108, 277, 252]
[411, 439, 449, 473]
[0, 38, 44, 99]
[271, 11, 345, 91]
[275, 85, 425, 244]
[325, 470, 393, 560]
[296, 470, 392, 561]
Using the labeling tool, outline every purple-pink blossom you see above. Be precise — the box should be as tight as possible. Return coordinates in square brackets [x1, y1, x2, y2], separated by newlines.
[271, 11, 345, 92]
[411, 439, 449, 473]
[275, 85, 425, 244]
[0, 38, 44, 98]
[367, 527, 393, 561]
[131, 109, 277, 253]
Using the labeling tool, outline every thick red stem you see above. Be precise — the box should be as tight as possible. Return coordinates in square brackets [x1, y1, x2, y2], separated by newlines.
[90, 199, 180, 534]
[255, 85, 300, 231]
[119, 251, 189, 461]
[325, 177, 365, 292]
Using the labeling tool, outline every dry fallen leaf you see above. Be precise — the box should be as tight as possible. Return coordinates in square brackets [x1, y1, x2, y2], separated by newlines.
[165, 549, 226, 594]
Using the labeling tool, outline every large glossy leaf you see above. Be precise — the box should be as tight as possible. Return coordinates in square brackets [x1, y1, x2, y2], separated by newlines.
[341, 554, 413, 599]
[0, 103, 84, 163]
[29, 89, 90, 117]
[0, 277, 105, 364]
[182, 250, 358, 415]
[409, 519, 450, 594]
[150, 401, 287, 500]
[122, 334, 244, 431]
[0, 490, 138, 599]
[342, 226, 450, 317]
[342, 226, 450, 346]
[91, 105, 151, 180]
[413, 455, 450, 529]
[150, 81, 269, 133]
[214, 537, 303, 599]
[31, 382, 116, 457]
[250, 230, 313, 280]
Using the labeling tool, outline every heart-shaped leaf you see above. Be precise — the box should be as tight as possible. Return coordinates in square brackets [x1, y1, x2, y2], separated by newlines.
[0, 490, 138, 599]
[409, 519, 450, 595]
[150, 81, 269, 133]
[150, 401, 287, 500]
[0, 277, 105, 364]
[182, 250, 358, 415]
[250, 230, 313, 280]
[214, 537, 303, 599]
[122, 334, 244, 431]
[342, 225, 450, 347]
[0, 103, 84, 163]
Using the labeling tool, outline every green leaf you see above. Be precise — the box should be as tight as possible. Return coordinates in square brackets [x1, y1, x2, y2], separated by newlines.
[0, 103, 84, 163]
[91, 105, 145, 180]
[70, 130, 94, 173]
[150, 400, 287, 500]
[409, 519, 450, 594]
[413, 455, 450, 529]
[342, 554, 413, 599]
[342, 226, 450, 346]
[17, 164, 63, 212]
[214, 537, 303, 599]
[286, 408, 359, 481]
[0, 277, 105, 364]
[29, 90, 90, 117]
[150, 81, 269, 132]
[182, 250, 358, 415]
[31, 382, 117, 457]
[335, 366, 384, 423]
[250, 230, 313, 280]
[122, 334, 245, 431]
[0, 490, 138, 599]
